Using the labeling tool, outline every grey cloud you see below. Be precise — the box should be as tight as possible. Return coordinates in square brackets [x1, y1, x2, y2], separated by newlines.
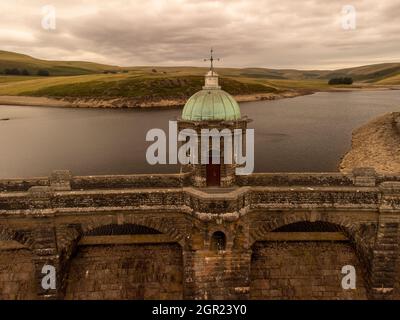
[0, 0, 399, 69]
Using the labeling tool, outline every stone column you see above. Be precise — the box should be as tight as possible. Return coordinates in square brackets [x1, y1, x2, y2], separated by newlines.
[31, 223, 80, 300]
[182, 226, 251, 300]
[32, 225, 62, 299]
[50, 170, 72, 191]
[369, 182, 400, 299]
[352, 167, 376, 187]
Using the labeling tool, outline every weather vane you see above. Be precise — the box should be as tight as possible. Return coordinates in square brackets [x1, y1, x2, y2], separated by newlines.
[204, 48, 219, 75]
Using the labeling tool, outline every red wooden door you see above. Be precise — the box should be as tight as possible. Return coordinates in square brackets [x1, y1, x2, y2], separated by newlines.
[206, 163, 221, 186]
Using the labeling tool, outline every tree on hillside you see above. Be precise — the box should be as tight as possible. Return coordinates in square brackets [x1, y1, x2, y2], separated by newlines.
[4, 68, 21, 75]
[328, 77, 353, 85]
[21, 69, 30, 76]
[37, 69, 50, 76]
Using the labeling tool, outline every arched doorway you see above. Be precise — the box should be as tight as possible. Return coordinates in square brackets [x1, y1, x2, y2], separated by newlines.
[65, 224, 183, 300]
[210, 231, 226, 252]
[250, 221, 368, 300]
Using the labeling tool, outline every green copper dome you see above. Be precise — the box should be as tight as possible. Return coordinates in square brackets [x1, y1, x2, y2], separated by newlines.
[182, 89, 241, 121]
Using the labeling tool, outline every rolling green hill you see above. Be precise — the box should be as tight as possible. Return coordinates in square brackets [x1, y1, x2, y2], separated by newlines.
[24, 74, 277, 98]
[0, 50, 398, 102]
[376, 73, 400, 85]
[323, 63, 400, 83]
[235, 64, 400, 82]
[0, 72, 277, 98]
[0, 50, 120, 76]
[1, 50, 399, 81]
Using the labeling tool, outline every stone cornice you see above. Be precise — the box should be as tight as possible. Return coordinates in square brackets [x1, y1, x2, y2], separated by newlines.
[1, 183, 399, 220]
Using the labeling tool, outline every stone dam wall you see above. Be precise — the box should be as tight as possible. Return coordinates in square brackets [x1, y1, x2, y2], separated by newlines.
[1, 168, 400, 300]
[2, 168, 400, 192]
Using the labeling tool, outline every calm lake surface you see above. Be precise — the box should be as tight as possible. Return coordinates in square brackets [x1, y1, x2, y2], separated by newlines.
[1, 90, 399, 179]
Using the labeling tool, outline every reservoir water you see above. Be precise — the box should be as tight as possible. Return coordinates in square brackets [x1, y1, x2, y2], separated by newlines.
[0, 90, 399, 179]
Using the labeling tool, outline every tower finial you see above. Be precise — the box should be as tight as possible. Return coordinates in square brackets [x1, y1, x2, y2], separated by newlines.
[204, 48, 219, 76]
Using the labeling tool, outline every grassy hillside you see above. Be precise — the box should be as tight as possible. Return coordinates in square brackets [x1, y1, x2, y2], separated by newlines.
[234, 64, 400, 82]
[0, 50, 398, 101]
[0, 50, 120, 76]
[376, 73, 400, 85]
[323, 63, 400, 82]
[0, 73, 129, 95]
[2, 73, 276, 99]
[1, 50, 399, 81]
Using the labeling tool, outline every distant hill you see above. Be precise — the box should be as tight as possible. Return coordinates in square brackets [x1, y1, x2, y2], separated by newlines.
[237, 64, 400, 82]
[0, 50, 399, 83]
[375, 73, 400, 85]
[236, 67, 330, 80]
[0, 50, 120, 76]
[0, 50, 399, 104]
[323, 63, 400, 83]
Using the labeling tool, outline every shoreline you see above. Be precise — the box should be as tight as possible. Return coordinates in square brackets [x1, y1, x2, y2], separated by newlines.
[0, 85, 399, 109]
[0, 90, 312, 109]
[339, 112, 400, 174]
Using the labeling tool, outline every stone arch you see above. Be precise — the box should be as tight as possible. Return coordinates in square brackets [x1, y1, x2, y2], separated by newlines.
[249, 212, 370, 300]
[210, 231, 227, 251]
[79, 215, 186, 246]
[64, 214, 190, 300]
[84, 224, 163, 236]
[250, 212, 359, 246]
[203, 224, 235, 251]
[65, 218, 185, 300]
[249, 212, 371, 271]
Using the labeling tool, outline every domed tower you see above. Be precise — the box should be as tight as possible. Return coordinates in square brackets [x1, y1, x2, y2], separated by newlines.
[178, 50, 251, 187]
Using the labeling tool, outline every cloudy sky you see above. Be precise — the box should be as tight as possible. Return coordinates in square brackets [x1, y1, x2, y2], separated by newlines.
[0, 0, 399, 69]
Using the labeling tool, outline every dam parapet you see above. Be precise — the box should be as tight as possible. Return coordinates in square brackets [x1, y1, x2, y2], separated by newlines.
[1, 167, 400, 193]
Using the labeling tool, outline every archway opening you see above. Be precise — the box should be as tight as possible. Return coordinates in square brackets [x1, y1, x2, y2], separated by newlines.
[250, 221, 368, 300]
[273, 221, 344, 233]
[210, 231, 226, 252]
[65, 223, 183, 300]
[84, 223, 162, 236]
